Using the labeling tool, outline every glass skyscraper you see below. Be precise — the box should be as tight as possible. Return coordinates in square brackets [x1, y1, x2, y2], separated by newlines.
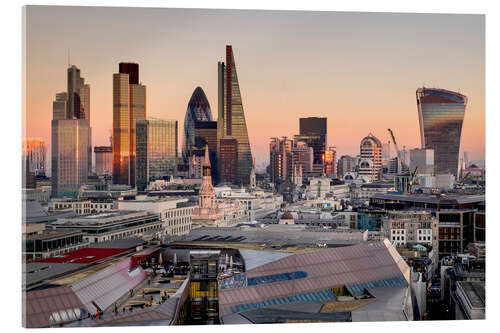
[136, 118, 178, 191]
[183, 87, 213, 162]
[217, 45, 253, 185]
[51, 65, 91, 197]
[295, 117, 327, 166]
[51, 119, 89, 198]
[416, 87, 467, 177]
[113, 62, 146, 187]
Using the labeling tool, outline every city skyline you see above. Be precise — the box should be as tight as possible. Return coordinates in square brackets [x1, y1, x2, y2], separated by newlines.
[24, 6, 485, 168]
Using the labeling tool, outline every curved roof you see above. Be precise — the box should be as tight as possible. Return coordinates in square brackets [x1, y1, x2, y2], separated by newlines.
[361, 133, 382, 147]
[416, 87, 467, 104]
[183, 87, 213, 160]
[188, 86, 212, 110]
[218, 240, 410, 316]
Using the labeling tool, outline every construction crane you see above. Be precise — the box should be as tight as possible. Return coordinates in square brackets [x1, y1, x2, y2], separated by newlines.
[387, 128, 408, 173]
[387, 128, 419, 191]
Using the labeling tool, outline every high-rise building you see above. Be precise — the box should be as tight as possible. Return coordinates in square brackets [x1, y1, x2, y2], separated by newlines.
[416, 87, 467, 177]
[64, 65, 92, 175]
[50, 65, 92, 198]
[337, 155, 358, 178]
[113, 62, 146, 187]
[291, 141, 314, 174]
[217, 45, 253, 185]
[410, 148, 435, 175]
[358, 133, 382, 182]
[22, 156, 36, 189]
[52, 92, 68, 120]
[79, 79, 92, 174]
[67, 65, 82, 119]
[195, 121, 218, 181]
[135, 118, 177, 191]
[219, 137, 237, 184]
[94, 146, 112, 175]
[269, 137, 293, 184]
[324, 146, 337, 177]
[410, 148, 435, 187]
[296, 117, 327, 167]
[51, 119, 89, 198]
[183, 87, 213, 161]
[22, 138, 46, 176]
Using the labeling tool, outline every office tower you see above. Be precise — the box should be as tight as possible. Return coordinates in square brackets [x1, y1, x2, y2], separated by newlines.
[382, 141, 391, 159]
[189, 146, 207, 179]
[79, 79, 92, 173]
[358, 133, 382, 182]
[135, 118, 177, 191]
[22, 138, 46, 177]
[52, 92, 68, 120]
[296, 117, 327, 166]
[337, 155, 358, 178]
[269, 137, 293, 184]
[51, 119, 89, 198]
[388, 157, 402, 174]
[410, 148, 435, 175]
[381, 141, 391, 167]
[416, 87, 467, 177]
[218, 45, 253, 185]
[217, 62, 225, 154]
[324, 146, 337, 177]
[195, 121, 218, 181]
[291, 141, 314, 174]
[66, 65, 92, 175]
[113, 62, 146, 187]
[94, 146, 112, 175]
[183, 87, 213, 161]
[22, 156, 36, 189]
[219, 137, 237, 184]
[67, 65, 82, 119]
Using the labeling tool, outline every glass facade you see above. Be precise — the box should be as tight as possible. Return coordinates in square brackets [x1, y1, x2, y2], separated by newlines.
[112, 64, 147, 187]
[136, 118, 178, 191]
[225, 46, 253, 185]
[52, 92, 68, 120]
[51, 119, 89, 198]
[23, 138, 46, 176]
[417, 88, 467, 177]
[297, 117, 327, 165]
[231, 288, 335, 314]
[182, 87, 213, 161]
[219, 137, 238, 184]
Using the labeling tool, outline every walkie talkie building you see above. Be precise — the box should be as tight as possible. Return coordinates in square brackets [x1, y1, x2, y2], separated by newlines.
[416, 88, 467, 177]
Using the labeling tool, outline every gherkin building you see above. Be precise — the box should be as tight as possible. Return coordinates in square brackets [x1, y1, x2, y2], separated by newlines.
[182, 87, 213, 161]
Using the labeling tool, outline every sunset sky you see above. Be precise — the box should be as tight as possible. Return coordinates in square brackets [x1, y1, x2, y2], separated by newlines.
[24, 6, 485, 168]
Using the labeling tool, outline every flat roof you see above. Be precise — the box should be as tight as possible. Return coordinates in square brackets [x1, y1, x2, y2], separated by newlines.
[371, 193, 485, 204]
[457, 281, 485, 309]
[36, 247, 129, 264]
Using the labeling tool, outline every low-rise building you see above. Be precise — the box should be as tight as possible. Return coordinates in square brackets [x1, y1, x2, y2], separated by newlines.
[23, 227, 88, 262]
[307, 177, 332, 199]
[118, 197, 195, 236]
[49, 198, 117, 215]
[350, 181, 393, 200]
[440, 255, 485, 319]
[382, 210, 439, 251]
[47, 210, 162, 244]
